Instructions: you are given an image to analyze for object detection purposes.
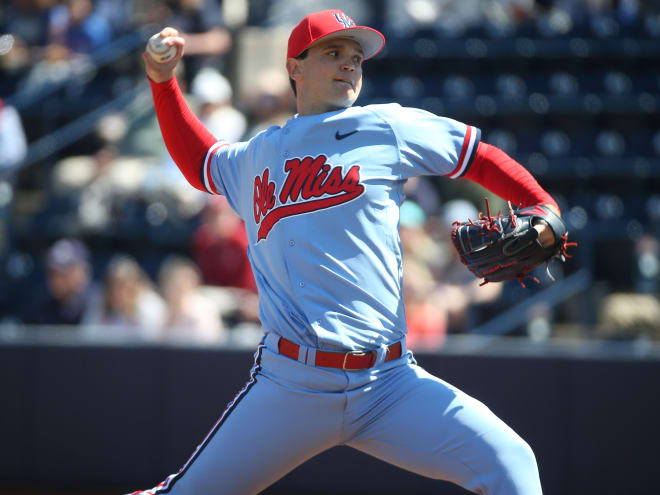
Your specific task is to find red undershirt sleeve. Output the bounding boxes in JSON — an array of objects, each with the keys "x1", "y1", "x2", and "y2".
[
  {"x1": 149, "y1": 76, "x2": 217, "y2": 193},
  {"x1": 463, "y1": 142, "x2": 559, "y2": 213}
]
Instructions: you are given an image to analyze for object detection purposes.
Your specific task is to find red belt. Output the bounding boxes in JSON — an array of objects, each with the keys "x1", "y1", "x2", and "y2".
[{"x1": 277, "y1": 337, "x2": 403, "y2": 370}]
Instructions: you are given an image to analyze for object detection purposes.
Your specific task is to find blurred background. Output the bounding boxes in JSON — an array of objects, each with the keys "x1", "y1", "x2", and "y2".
[{"x1": 1, "y1": 1, "x2": 659, "y2": 494}]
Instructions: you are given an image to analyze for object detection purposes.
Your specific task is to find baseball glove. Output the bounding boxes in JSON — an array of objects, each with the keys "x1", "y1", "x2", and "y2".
[{"x1": 451, "y1": 198, "x2": 576, "y2": 287}]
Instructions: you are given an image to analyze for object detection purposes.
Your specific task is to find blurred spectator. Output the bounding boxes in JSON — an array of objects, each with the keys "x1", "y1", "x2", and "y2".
[
  {"x1": 83, "y1": 254, "x2": 166, "y2": 339},
  {"x1": 157, "y1": 255, "x2": 226, "y2": 344},
  {"x1": 48, "y1": 0, "x2": 112, "y2": 55},
  {"x1": 399, "y1": 199, "x2": 444, "y2": 272},
  {"x1": 141, "y1": 0, "x2": 232, "y2": 86},
  {"x1": 193, "y1": 195, "x2": 256, "y2": 292},
  {"x1": 13, "y1": 0, "x2": 112, "y2": 93},
  {"x1": 192, "y1": 195, "x2": 260, "y2": 328},
  {"x1": 2, "y1": 0, "x2": 53, "y2": 48},
  {"x1": 20, "y1": 41, "x2": 73, "y2": 89},
  {"x1": 22, "y1": 238, "x2": 98, "y2": 326},
  {"x1": 0, "y1": 97, "x2": 28, "y2": 179},
  {"x1": 190, "y1": 67, "x2": 247, "y2": 143},
  {"x1": 399, "y1": 200, "x2": 446, "y2": 349},
  {"x1": 403, "y1": 256, "x2": 448, "y2": 350},
  {"x1": 1, "y1": 1, "x2": 58, "y2": 92},
  {"x1": 634, "y1": 234, "x2": 659, "y2": 294},
  {"x1": 403, "y1": 177, "x2": 440, "y2": 217},
  {"x1": 51, "y1": 144, "x2": 123, "y2": 232},
  {"x1": 94, "y1": 0, "x2": 137, "y2": 35}
]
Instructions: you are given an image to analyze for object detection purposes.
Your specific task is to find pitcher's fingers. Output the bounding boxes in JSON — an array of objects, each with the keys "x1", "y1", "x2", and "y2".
[
  {"x1": 159, "y1": 27, "x2": 180, "y2": 38},
  {"x1": 164, "y1": 35, "x2": 186, "y2": 52}
]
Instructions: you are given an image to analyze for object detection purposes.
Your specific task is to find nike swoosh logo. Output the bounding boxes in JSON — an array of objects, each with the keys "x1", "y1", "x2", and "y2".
[{"x1": 335, "y1": 130, "x2": 359, "y2": 140}]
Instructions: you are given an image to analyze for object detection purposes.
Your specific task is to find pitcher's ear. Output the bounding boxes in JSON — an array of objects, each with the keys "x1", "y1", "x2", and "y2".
[{"x1": 286, "y1": 58, "x2": 302, "y2": 81}]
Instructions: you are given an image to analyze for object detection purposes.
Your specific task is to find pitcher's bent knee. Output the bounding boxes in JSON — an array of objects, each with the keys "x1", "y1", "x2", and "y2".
[{"x1": 480, "y1": 434, "x2": 542, "y2": 495}]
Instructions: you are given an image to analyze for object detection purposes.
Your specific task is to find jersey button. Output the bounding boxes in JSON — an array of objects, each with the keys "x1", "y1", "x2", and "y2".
[
  {"x1": 289, "y1": 240, "x2": 295, "y2": 246},
  {"x1": 283, "y1": 150, "x2": 290, "y2": 157},
  {"x1": 299, "y1": 281, "x2": 305, "y2": 287}
]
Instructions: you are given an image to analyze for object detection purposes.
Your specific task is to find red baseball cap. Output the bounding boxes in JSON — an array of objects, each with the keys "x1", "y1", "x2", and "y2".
[{"x1": 287, "y1": 10, "x2": 385, "y2": 60}]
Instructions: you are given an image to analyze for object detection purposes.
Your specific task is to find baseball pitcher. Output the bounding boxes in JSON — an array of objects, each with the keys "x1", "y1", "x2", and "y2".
[{"x1": 129, "y1": 9, "x2": 573, "y2": 495}]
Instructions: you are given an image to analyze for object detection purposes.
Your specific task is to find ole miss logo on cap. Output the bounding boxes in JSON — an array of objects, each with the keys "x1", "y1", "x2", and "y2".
[
  {"x1": 287, "y1": 9, "x2": 385, "y2": 60},
  {"x1": 333, "y1": 12, "x2": 355, "y2": 29}
]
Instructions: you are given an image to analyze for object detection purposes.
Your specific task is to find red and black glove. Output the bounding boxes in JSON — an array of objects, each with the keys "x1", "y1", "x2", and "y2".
[{"x1": 451, "y1": 199, "x2": 576, "y2": 286}]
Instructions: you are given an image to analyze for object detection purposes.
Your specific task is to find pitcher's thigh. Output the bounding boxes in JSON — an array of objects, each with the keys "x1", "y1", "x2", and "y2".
[
  {"x1": 141, "y1": 378, "x2": 341, "y2": 495},
  {"x1": 348, "y1": 365, "x2": 542, "y2": 495}
]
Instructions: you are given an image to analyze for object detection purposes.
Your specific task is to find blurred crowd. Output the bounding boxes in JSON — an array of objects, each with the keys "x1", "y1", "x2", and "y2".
[
  {"x1": 4, "y1": 192, "x2": 520, "y2": 350},
  {"x1": 1, "y1": 0, "x2": 660, "y2": 349},
  {"x1": 19, "y1": 196, "x2": 262, "y2": 346}
]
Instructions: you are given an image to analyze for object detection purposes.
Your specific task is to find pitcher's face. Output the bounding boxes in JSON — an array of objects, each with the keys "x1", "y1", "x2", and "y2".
[{"x1": 288, "y1": 38, "x2": 364, "y2": 115}]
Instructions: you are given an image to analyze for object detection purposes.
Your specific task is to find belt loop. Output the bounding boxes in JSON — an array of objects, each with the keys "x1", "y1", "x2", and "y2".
[
  {"x1": 375, "y1": 343, "x2": 389, "y2": 365},
  {"x1": 265, "y1": 332, "x2": 280, "y2": 352},
  {"x1": 305, "y1": 348, "x2": 316, "y2": 366},
  {"x1": 295, "y1": 343, "x2": 316, "y2": 365},
  {"x1": 297, "y1": 345, "x2": 306, "y2": 363}
]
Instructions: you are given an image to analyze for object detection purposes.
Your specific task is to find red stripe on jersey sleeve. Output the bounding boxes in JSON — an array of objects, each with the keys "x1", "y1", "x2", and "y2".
[
  {"x1": 203, "y1": 142, "x2": 229, "y2": 195},
  {"x1": 204, "y1": 146, "x2": 219, "y2": 194},
  {"x1": 447, "y1": 125, "x2": 472, "y2": 177},
  {"x1": 149, "y1": 76, "x2": 218, "y2": 193},
  {"x1": 463, "y1": 142, "x2": 559, "y2": 212}
]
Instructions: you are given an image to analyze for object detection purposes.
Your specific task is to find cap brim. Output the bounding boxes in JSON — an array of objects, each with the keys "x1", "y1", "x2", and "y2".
[{"x1": 312, "y1": 26, "x2": 385, "y2": 60}]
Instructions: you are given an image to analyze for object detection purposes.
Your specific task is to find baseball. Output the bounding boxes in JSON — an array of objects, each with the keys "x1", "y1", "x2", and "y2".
[{"x1": 147, "y1": 33, "x2": 177, "y2": 63}]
